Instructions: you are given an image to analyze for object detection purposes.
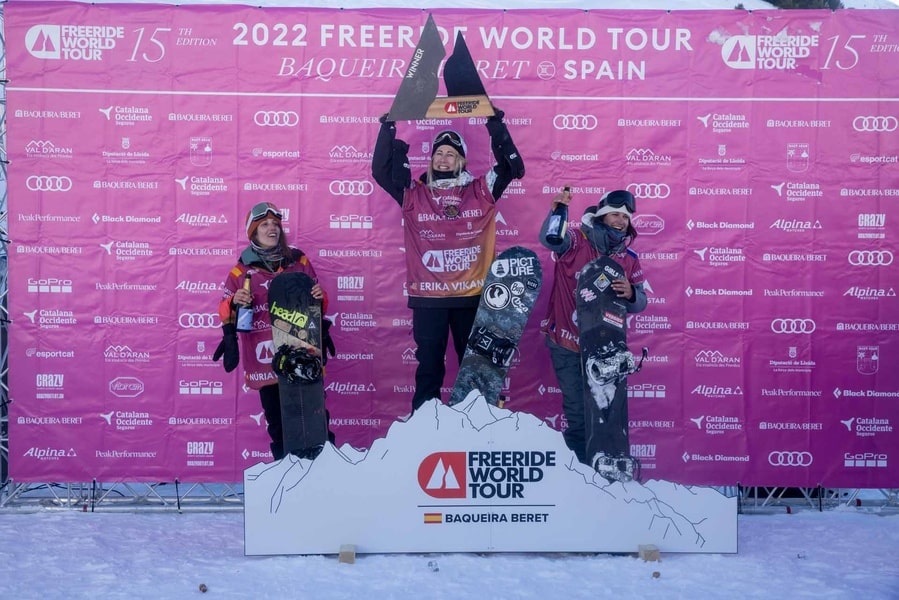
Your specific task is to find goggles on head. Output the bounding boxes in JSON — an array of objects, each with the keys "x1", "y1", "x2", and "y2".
[
  {"x1": 433, "y1": 131, "x2": 463, "y2": 146},
  {"x1": 599, "y1": 190, "x2": 636, "y2": 214},
  {"x1": 247, "y1": 202, "x2": 282, "y2": 226}
]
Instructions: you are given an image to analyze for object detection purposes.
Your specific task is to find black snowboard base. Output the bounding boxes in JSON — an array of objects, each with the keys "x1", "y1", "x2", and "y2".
[{"x1": 268, "y1": 272, "x2": 328, "y2": 459}]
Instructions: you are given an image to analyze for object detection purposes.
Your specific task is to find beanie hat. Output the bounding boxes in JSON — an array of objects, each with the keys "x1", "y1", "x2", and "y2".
[
  {"x1": 594, "y1": 189, "x2": 635, "y2": 220},
  {"x1": 245, "y1": 201, "x2": 282, "y2": 241},
  {"x1": 432, "y1": 130, "x2": 467, "y2": 158}
]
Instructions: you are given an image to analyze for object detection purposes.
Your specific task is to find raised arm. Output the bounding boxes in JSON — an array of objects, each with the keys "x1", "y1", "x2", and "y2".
[
  {"x1": 371, "y1": 115, "x2": 411, "y2": 205},
  {"x1": 484, "y1": 108, "x2": 525, "y2": 200}
]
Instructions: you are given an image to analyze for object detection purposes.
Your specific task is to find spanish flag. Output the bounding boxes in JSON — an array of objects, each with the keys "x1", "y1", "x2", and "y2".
[{"x1": 423, "y1": 513, "x2": 442, "y2": 524}]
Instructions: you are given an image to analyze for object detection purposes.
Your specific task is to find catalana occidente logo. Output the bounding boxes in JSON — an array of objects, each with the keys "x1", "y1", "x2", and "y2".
[{"x1": 25, "y1": 24, "x2": 125, "y2": 61}]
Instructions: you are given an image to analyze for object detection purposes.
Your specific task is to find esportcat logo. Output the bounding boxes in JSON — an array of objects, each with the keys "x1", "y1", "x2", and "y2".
[
  {"x1": 417, "y1": 451, "x2": 556, "y2": 499},
  {"x1": 25, "y1": 24, "x2": 125, "y2": 61}
]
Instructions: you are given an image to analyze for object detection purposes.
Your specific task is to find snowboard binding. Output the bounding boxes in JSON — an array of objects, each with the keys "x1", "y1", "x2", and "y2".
[
  {"x1": 273, "y1": 344, "x2": 323, "y2": 384},
  {"x1": 467, "y1": 326, "x2": 516, "y2": 368},
  {"x1": 585, "y1": 341, "x2": 648, "y2": 387},
  {"x1": 591, "y1": 451, "x2": 641, "y2": 484}
]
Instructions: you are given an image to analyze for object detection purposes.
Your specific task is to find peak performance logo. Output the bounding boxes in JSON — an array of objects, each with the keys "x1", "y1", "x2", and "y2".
[
  {"x1": 26, "y1": 24, "x2": 125, "y2": 61},
  {"x1": 417, "y1": 451, "x2": 556, "y2": 500},
  {"x1": 720, "y1": 33, "x2": 818, "y2": 71}
]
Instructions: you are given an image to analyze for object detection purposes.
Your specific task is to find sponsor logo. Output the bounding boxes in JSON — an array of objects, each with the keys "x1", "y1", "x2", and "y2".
[
  {"x1": 696, "y1": 112, "x2": 749, "y2": 133},
  {"x1": 770, "y1": 319, "x2": 816, "y2": 334},
  {"x1": 857, "y1": 345, "x2": 879, "y2": 374},
  {"x1": 848, "y1": 250, "x2": 893, "y2": 266},
  {"x1": 844, "y1": 452, "x2": 888, "y2": 468},
  {"x1": 626, "y1": 183, "x2": 670, "y2": 199},
  {"x1": 26, "y1": 175, "x2": 72, "y2": 192},
  {"x1": 769, "y1": 346, "x2": 816, "y2": 373},
  {"x1": 625, "y1": 148, "x2": 672, "y2": 167},
  {"x1": 190, "y1": 136, "x2": 213, "y2": 167},
  {"x1": 768, "y1": 451, "x2": 813, "y2": 467},
  {"x1": 631, "y1": 214, "x2": 664, "y2": 235},
  {"x1": 178, "y1": 313, "x2": 218, "y2": 329},
  {"x1": 186, "y1": 441, "x2": 215, "y2": 456},
  {"x1": 694, "y1": 350, "x2": 741, "y2": 368},
  {"x1": 329, "y1": 214, "x2": 373, "y2": 230},
  {"x1": 627, "y1": 383, "x2": 666, "y2": 398},
  {"x1": 28, "y1": 277, "x2": 72, "y2": 293},
  {"x1": 253, "y1": 110, "x2": 299, "y2": 127},
  {"x1": 328, "y1": 180, "x2": 373, "y2": 196},
  {"x1": 552, "y1": 114, "x2": 598, "y2": 130},
  {"x1": 689, "y1": 415, "x2": 743, "y2": 434},
  {"x1": 104, "y1": 345, "x2": 150, "y2": 363},
  {"x1": 101, "y1": 410, "x2": 153, "y2": 430},
  {"x1": 852, "y1": 116, "x2": 898, "y2": 132},
  {"x1": 25, "y1": 24, "x2": 124, "y2": 61},
  {"x1": 109, "y1": 376, "x2": 144, "y2": 398},
  {"x1": 692, "y1": 246, "x2": 746, "y2": 267},
  {"x1": 179, "y1": 380, "x2": 224, "y2": 396},
  {"x1": 720, "y1": 33, "x2": 818, "y2": 71},
  {"x1": 418, "y1": 450, "x2": 555, "y2": 500},
  {"x1": 786, "y1": 143, "x2": 810, "y2": 173},
  {"x1": 98, "y1": 105, "x2": 153, "y2": 126},
  {"x1": 23, "y1": 446, "x2": 77, "y2": 461},
  {"x1": 857, "y1": 213, "x2": 886, "y2": 240},
  {"x1": 26, "y1": 139, "x2": 74, "y2": 160}
]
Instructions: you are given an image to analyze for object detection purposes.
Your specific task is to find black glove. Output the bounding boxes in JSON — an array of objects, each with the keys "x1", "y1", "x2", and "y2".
[
  {"x1": 485, "y1": 108, "x2": 507, "y2": 139},
  {"x1": 485, "y1": 107, "x2": 525, "y2": 179},
  {"x1": 321, "y1": 318, "x2": 336, "y2": 366},
  {"x1": 379, "y1": 112, "x2": 395, "y2": 126},
  {"x1": 391, "y1": 139, "x2": 411, "y2": 189},
  {"x1": 212, "y1": 323, "x2": 239, "y2": 373}
]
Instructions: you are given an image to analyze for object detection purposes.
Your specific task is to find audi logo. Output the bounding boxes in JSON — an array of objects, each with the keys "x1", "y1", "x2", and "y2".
[
  {"x1": 552, "y1": 114, "x2": 598, "y2": 130},
  {"x1": 626, "y1": 183, "x2": 670, "y2": 199},
  {"x1": 329, "y1": 180, "x2": 374, "y2": 196},
  {"x1": 178, "y1": 313, "x2": 218, "y2": 329},
  {"x1": 852, "y1": 116, "x2": 898, "y2": 132},
  {"x1": 770, "y1": 319, "x2": 816, "y2": 334},
  {"x1": 848, "y1": 250, "x2": 894, "y2": 266},
  {"x1": 253, "y1": 111, "x2": 299, "y2": 127},
  {"x1": 768, "y1": 451, "x2": 813, "y2": 467},
  {"x1": 26, "y1": 175, "x2": 72, "y2": 192}
]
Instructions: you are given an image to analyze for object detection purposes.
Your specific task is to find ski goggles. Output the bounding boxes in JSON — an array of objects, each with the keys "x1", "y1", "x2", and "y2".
[
  {"x1": 247, "y1": 202, "x2": 282, "y2": 226},
  {"x1": 599, "y1": 190, "x2": 636, "y2": 214},
  {"x1": 433, "y1": 131, "x2": 463, "y2": 146},
  {"x1": 432, "y1": 130, "x2": 466, "y2": 156}
]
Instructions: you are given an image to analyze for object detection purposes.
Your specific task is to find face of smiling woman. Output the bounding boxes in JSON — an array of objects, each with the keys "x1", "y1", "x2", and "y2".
[{"x1": 253, "y1": 217, "x2": 281, "y2": 249}]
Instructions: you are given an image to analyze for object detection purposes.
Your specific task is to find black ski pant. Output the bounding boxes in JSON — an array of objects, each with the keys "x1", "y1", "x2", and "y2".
[
  {"x1": 546, "y1": 339, "x2": 588, "y2": 465},
  {"x1": 411, "y1": 305, "x2": 478, "y2": 412}
]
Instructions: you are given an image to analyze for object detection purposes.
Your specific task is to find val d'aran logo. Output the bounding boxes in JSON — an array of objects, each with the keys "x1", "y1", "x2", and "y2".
[{"x1": 26, "y1": 24, "x2": 125, "y2": 61}]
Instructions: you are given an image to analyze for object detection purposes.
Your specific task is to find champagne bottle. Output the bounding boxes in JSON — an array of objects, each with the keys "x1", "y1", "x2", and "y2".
[
  {"x1": 544, "y1": 187, "x2": 570, "y2": 245},
  {"x1": 235, "y1": 273, "x2": 253, "y2": 332}
]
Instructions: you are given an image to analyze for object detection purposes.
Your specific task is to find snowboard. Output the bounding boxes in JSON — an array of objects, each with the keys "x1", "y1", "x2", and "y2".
[
  {"x1": 267, "y1": 272, "x2": 328, "y2": 459},
  {"x1": 387, "y1": 13, "x2": 494, "y2": 120},
  {"x1": 575, "y1": 256, "x2": 645, "y2": 483},
  {"x1": 447, "y1": 246, "x2": 542, "y2": 407}
]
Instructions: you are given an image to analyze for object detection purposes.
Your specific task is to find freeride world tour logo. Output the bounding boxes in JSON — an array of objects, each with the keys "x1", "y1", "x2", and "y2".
[
  {"x1": 26, "y1": 24, "x2": 125, "y2": 61},
  {"x1": 720, "y1": 31, "x2": 818, "y2": 71},
  {"x1": 417, "y1": 450, "x2": 556, "y2": 500}
]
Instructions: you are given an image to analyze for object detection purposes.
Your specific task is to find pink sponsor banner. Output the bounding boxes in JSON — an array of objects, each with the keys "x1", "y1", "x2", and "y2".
[{"x1": 4, "y1": 3, "x2": 898, "y2": 486}]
